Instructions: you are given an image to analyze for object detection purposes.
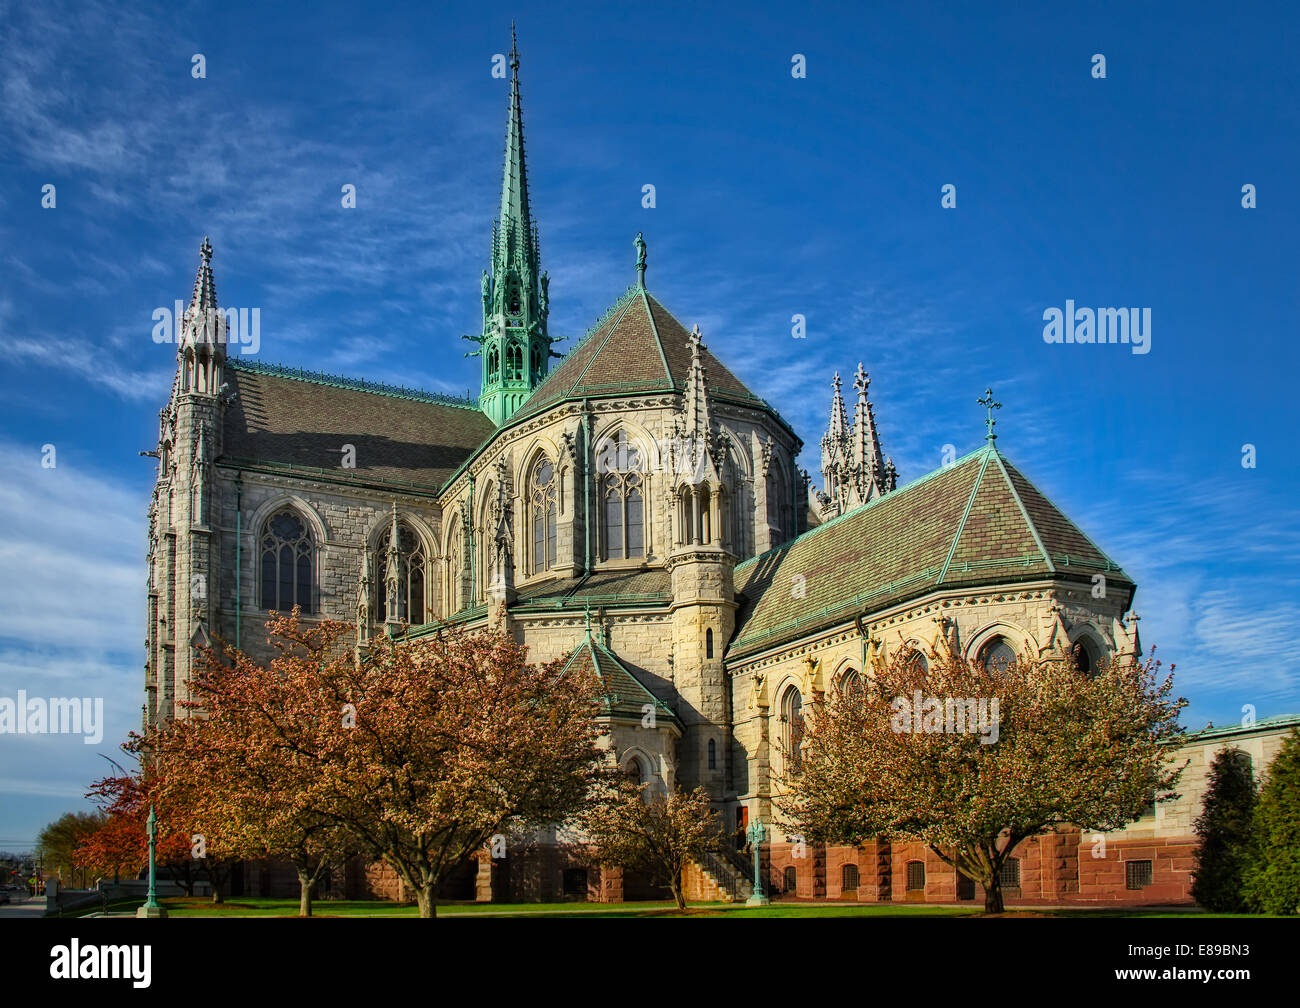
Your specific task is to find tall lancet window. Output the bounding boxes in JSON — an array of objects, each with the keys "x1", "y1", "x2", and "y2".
[
  {"x1": 375, "y1": 521, "x2": 426, "y2": 625},
  {"x1": 601, "y1": 431, "x2": 644, "y2": 560},
  {"x1": 446, "y1": 521, "x2": 463, "y2": 615},
  {"x1": 781, "y1": 685, "x2": 804, "y2": 773},
  {"x1": 767, "y1": 463, "x2": 793, "y2": 542},
  {"x1": 530, "y1": 458, "x2": 558, "y2": 574},
  {"x1": 259, "y1": 509, "x2": 313, "y2": 614}
]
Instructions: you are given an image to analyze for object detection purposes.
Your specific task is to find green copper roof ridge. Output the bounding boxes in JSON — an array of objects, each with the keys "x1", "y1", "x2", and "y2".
[
  {"x1": 1185, "y1": 712, "x2": 1300, "y2": 743},
  {"x1": 591, "y1": 637, "x2": 677, "y2": 718},
  {"x1": 556, "y1": 285, "x2": 640, "y2": 359},
  {"x1": 228, "y1": 357, "x2": 482, "y2": 411},
  {"x1": 729, "y1": 561, "x2": 1061, "y2": 655},
  {"x1": 569, "y1": 289, "x2": 641, "y2": 393},
  {"x1": 639, "y1": 287, "x2": 675, "y2": 389},
  {"x1": 1000, "y1": 454, "x2": 1128, "y2": 577},
  {"x1": 936, "y1": 448, "x2": 994, "y2": 586},
  {"x1": 734, "y1": 443, "x2": 990, "y2": 577},
  {"x1": 989, "y1": 448, "x2": 1055, "y2": 575}
]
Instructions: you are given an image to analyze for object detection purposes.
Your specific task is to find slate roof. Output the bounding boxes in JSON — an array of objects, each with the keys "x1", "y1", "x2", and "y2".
[
  {"x1": 559, "y1": 633, "x2": 681, "y2": 727},
  {"x1": 221, "y1": 360, "x2": 495, "y2": 491},
  {"x1": 513, "y1": 568, "x2": 673, "y2": 608},
  {"x1": 730, "y1": 444, "x2": 1132, "y2": 658},
  {"x1": 515, "y1": 286, "x2": 767, "y2": 420}
]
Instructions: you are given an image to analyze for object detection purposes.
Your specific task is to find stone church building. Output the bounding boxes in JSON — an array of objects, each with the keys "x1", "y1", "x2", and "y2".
[{"x1": 144, "y1": 38, "x2": 1222, "y2": 907}]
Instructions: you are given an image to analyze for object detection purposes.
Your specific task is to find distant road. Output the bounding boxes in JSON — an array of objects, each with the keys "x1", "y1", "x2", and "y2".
[{"x1": 0, "y1": 896, "x2": 45, "y2": 919}]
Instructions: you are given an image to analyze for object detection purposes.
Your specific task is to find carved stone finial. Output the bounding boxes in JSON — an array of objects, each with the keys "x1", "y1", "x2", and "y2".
[
  {"x1": 853, "y1": 362, "x2": 869, "y2": 400},
  {"x1": 634, "y1": 232, "x2": 647, "y2": 287}
]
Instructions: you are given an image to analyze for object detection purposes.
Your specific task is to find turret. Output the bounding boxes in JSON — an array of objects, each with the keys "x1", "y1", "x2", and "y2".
[
  {"x1": 145, "y1": 238, "x2": 229, "y2": 727},
  {"x1": 666, "y1": 323, "x2": 735, "y2": 803}
]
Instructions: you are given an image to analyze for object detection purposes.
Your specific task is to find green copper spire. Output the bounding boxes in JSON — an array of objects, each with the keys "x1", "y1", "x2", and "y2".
[{"x1": 472, "y1": 25, "x2": 553, "y2": 427}]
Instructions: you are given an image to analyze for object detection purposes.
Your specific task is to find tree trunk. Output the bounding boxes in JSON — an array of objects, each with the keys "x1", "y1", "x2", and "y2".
[
  {"x1": 298, "y1": 869, "x2": 314, "y2": 918},
  {"x1": 414, "y1": 885, "x2": 438, "y2": 918},
  {"x1": 670, "y1": 877, "x2": 686, "y2": 913},
  {"x1": 984, "y1": 876, "x2": 1004, "y2": 913}
]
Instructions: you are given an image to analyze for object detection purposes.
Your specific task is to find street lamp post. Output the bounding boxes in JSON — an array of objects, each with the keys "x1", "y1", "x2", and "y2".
[
  {"x1": 745, "y1": 819, "x2": 770, "y2": 906},
  {"x1": 136, "y1": 805, "x2": 167, "y2": 918}
]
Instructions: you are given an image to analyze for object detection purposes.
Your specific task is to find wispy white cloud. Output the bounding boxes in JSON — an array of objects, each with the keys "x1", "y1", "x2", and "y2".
[{"x1": 0, "y1": 440, "x2": 147, "y2": 841}]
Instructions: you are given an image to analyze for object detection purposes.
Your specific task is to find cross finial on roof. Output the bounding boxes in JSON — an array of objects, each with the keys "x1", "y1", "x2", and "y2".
[{"x1": 978, "y1": 387, "x2": 1002, "y2": 442}]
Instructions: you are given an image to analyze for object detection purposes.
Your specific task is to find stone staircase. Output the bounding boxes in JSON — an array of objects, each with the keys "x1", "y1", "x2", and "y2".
[{"x1": 692, "y1": 848, "x2": 754, "y2": 903}]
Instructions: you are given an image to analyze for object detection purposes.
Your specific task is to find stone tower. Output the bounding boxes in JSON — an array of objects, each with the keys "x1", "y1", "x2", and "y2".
[
  {"x1": 145, "y1": 238, "x2": 227, "y2": 727},
  {"x1": 666, "y1": 324, "x2": 736, "y2": 805},
  {"x1": 472, "y1": 29, "x2": 555, "y2": 426}
]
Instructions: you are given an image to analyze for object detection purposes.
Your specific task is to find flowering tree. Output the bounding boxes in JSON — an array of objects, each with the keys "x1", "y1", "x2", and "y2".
[
  {"x1": 146, "y1": 615, "x2": 359, "y2": 916},
  {"x1": 75, "y1": 768, "x2": 196, "y2": 892},
  {"x1": 584, "y1": 781, "x2": 722, "y2": 912},
  {"x1": 781, "y1": 644, "x2": 1186, "y2": 912},
  {"x1": 148, "y1": 614, "x2": 606, "y2": 918},
  {"x1": 313, "y1": 625, "x2": 606, "y2": 917}
]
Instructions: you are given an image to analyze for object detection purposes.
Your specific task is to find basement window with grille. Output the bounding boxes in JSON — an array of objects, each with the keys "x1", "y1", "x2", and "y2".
[
  {"x1": 1126, "y1": 860, "x2": 1153, "y2": 890},
  {"x1": 842, "y1": 864, "x2": 859, "y2": 892},
  {"x1": 906, "y1": 860, "x2": 926, "y2": 892},
  {"x1": 998, "y1": 857, "x2": 1021, "y2": 888}
]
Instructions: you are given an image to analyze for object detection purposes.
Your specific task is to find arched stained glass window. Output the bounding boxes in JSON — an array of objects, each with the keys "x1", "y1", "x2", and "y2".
[
  {"x1": 980, "y1": 636, "x2": 1018, "y2": 673},
  {"x1": 260, "y1": 509, "x2": 313, "y2": 613},
  {"x1": 446, "y1": 521, "x2": 463, "y2": 614},
  {"x1": 375, "y1": 520, "x2": 427, "y2": 625},
  {"x1": 600, "y1": 431, "x2": 644, "y2": 560},
  {"x1": 531, "y1": 459, "x2": 558, "y2": 574},
  {"x1": 782, "y1": 686, "x2": 804, "y2": 772},
  {"x1": 1072, "y1": 637, "x2": 1099, "y2": 676}
]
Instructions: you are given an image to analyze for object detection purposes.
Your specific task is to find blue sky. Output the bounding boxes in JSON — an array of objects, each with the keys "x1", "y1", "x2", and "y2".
[{"x1": 1, "y1": 0, "x2": 1298, "y2": 848}]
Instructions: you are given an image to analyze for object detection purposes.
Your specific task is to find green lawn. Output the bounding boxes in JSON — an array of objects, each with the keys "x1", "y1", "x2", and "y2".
[{"x1": 74, "y1": 896, "x2": 1269, "y2": 919}]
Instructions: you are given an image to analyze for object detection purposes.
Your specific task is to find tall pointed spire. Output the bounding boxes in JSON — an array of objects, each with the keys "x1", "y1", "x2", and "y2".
[
  {"x1": 498, "y1": 24, "x2": 533, "y2": 267},
  {"x1": 851, "y1": 363, "x2": 887, "y2": 499},
  {"x1": 818, "y1": 362, "x2": 894, "y2": 520},
  {"x1": 820, "y1": 372, "x2": 852, "y2": 515},
  {"x1": 189, "y1": 236, "x2": 218, "y2": 317},
  {"x1": 682, "y1": 324, "x2": 713, "y2": 444},
  {"x1": 178, "y1": 236, "x2": 226, "y2": 395},
  {"x1": 474, "y1": 26, "x2": 552, "y2": 426}
]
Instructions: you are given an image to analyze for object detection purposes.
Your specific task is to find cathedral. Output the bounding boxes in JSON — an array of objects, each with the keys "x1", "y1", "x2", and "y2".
[{"x1": 144, "y1": 38, "x2": 1172, "y2": 906}]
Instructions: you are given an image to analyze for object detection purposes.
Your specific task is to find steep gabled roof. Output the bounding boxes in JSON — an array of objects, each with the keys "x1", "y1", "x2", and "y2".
[
  {"x1": 222, "y1": 359, "x2": 495, "y2": 491},
  {"x1": 514, "y1": 287, "x2": 765, "y2": 419},
  {"x1": 558, "y1": 633, "x2": 680, "y2": 727},
  {"x1": 729, "y1": 445, "x2": 1131, "y2": 658}
]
